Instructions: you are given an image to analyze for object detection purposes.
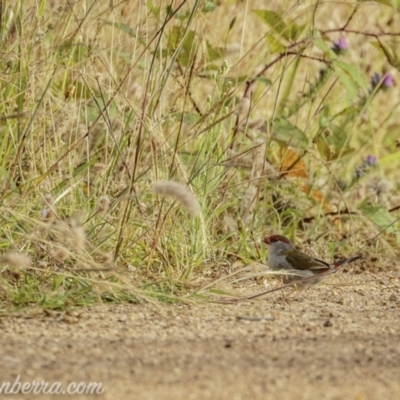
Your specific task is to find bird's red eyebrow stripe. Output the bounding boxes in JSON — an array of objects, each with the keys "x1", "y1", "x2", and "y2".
[{"x1": 264, "y1": 235, "x2": 291, "y2": 244}]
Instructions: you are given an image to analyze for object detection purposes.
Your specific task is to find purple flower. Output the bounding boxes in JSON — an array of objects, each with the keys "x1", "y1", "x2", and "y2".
[
  {"x1": 366, "y1": 155, "x2": 378, "y2": 166},
  {"x1": 383, "y1": 73, "x2": 394, "y2": 88},
  {"x1": 355, "y1": 155, "x2": 378, "y2": 180},
  {"x1": 336, "y1": 37, "x2": 348, "y2": 50},
  {"x1": 332, "y1": 37, "x2": 348, "y2": 54},
  {"x1": 370, "y1": 72, "x2": 394, "y2": 91}
]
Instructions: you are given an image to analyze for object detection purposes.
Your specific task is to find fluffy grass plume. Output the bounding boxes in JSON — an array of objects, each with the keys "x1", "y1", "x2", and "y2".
[
  {"x1": 0, "y1": 252, "x2": 32, "y2": 268},
  {"x1": 97, "y1": 196, "x2": 111, "y2": 214},
  {"x1": 153, "y1": 181, "x2": 201, "y2": 217}
]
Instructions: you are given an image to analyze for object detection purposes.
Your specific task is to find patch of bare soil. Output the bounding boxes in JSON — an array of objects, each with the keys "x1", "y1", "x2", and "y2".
[{"x1": 1, "y1": 269, "x2": 400, "y2": 400}]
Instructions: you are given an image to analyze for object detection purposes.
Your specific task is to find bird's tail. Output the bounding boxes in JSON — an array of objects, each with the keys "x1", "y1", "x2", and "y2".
[{"x1": 332, "y1": 255, "x2": 361, "y2": 269}]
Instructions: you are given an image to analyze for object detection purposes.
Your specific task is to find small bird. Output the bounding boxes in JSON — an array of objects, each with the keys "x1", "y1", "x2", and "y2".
[{"x1": 263, "y1": 234, "x2": 360, "y2": 288}]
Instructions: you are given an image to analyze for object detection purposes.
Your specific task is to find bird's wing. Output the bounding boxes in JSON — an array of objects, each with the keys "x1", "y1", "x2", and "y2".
[{"x1": 284, "y1": 250, "x2": 331, "y2": 271}]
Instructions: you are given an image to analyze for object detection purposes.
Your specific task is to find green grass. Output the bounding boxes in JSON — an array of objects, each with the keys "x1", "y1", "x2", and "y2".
[{"x1": 0, "y1": 0, "x2": 399, "y2": 311}]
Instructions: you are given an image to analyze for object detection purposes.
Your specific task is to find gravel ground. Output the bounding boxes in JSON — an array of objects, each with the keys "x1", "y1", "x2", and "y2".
[{"x1": 1, "y1": 269, "x2": 400, "y2": 400}]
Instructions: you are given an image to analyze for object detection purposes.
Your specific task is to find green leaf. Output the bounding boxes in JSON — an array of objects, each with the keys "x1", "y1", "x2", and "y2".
[
  {"x1": 319, "y1": 115, "x2": 330, "y2": 128},
  {"x1": 265, "y1": 34, "x2": 287, "y2": 53},
  {"x1": 254, "y1": 11, "x2": 305, "y2": 42},
  {"x1": 359, "y1": 202, "x2": 398, "y2": 236},
  {"x1": 206, "y1": 41, "x2": 225, "y2": 62},
  {"x1": 379, "y1": 150, "x2": 400, "y2": 165},
  {"x1": 315, "y1": 125, "x2": 354, "y2": 161},
  {"x1": 332, "y1": 60, "x2": 369, "y2": 102},
  {"x1": 202, "y1": 1, "x2": 218, "y2": 12},
  {"x1": 175, "y1": 112, "x2": 200, "y2": 124},
  {"x1": 168, "y1": 26, "x2": 182, "y2": 49},
  {"x1": 285, "y1": 21, "x2": 306, "y2": 41},
  {"x1": 254, "y1": 76, "x2": 272, "y2": 85},
  {"x1": 336, "y1": 72, "x2": 358, "y2": 102},
  {"x1": 253, "y1": 9, "x2": 287, "y2": 36},
  {"x1": 272, "y1": 118, "x2": 308, "y2": 149},
  {"x1": 180, "y1": 31, "x2": 198, "y2": 66},
  {"x1": 168, "y1": 27, "x2": 199, "y2": 67},
  {"x1": 147, "y1": 1, "x2": 160, "y2": 17},
  {"x1": 206, "y1": 288, "x2": 238, "y2": 296},
  {"x1": 333, "y1": 105, "x2": 359, "y2": 117},
  {"x1": 200, "y1": 64, "x2": 220, "y2": 77},
  {"x1": 333, "y1": 60, "x2": 368, "y2": 91},
  {"x1": 175, "y1": 11, "x2": 191, "y2": 21},
  {"x1": 313, "y1": 30, "x2": 337, "y2": 59},
  {"x1": 370, "y1": 40, "x2": 400, "y2": 70}
]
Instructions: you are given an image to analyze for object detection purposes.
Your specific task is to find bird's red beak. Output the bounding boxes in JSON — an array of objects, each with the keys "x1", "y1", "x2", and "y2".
[{"x1": 262, "y1": 236, "x2": 271, "y2": 244}]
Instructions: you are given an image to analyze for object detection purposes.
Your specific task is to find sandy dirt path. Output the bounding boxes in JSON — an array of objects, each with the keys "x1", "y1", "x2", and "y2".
[{"x1": 1, "y1": 270, "x2": 399, "y2": 399}]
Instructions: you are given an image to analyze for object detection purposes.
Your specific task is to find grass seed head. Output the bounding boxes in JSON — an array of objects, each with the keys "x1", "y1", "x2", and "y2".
[
  {"x1": 0, "y1": 252, "x2": 31, "y2": 268},
  {"x1": 97, "y1": 196, "x2": 111, "y2": 213},
  {"x1": 93, "y1": 163, "x2": 108, "y2": 173},
  {"x1": 50, "y1": 247, "x2": 69, "y2": 263},
  {"x1": 49, "y1": 216, "x2": 86, "y2": 252},
  {"x1": 153, "y1": 181, "x2": 201, "y2": 217}
]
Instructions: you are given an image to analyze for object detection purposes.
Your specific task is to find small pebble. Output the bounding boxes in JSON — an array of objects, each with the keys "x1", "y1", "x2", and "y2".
[{"x1": 323, "y1": 319, "x2": 333, "y2": 327}]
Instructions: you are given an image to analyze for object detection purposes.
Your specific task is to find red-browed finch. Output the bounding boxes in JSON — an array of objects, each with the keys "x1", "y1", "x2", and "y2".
[{"x1": 263, "y1": 234, "x2": 360, "y2": 288}]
